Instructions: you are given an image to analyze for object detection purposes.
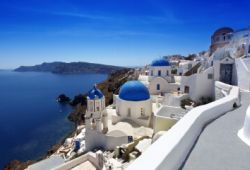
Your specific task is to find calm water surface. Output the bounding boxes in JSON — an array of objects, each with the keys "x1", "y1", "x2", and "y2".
[{"x1": 0, "y1": 71, "x2": 107, "y2": 168}]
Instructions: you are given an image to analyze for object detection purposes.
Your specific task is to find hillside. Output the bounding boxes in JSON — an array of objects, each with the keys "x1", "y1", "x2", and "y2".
[{"x1": 14, "y1": 62, "x2": 126, "y2": 74}]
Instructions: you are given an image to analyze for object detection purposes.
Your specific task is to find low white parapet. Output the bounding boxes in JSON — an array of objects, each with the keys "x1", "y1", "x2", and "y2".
[
  {"x1": 53, "y1": 152, "x2": 100, "y2": 170},
  {"x1": 128, "y1": 81, "x2": 240, "y2": 170},
  {"x1": 238, "y1": 105, "x2": 250, "y2": 146}
]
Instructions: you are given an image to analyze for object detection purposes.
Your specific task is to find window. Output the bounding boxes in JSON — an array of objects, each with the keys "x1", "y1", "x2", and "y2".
[
  {"x1": 141, "y1": 108, "x2": 145, "y2": 117},
  {"x1": 208, "y1": 74, "x2": 213, "y2": 79},
  {"x1": 158, "y1": 70, "x2": 161, "y2": 76},
  {"x1": 184, "y1": 86, "x2": 189, "y2": 93},
  {"x1": 167, "y1": 70, "x2": 169, "y2": 76},
  {"x1": 157, "y1": 84, "x2": 160, "y2": 90},
  {"x1": 248, "y1": 45, "x2": 250, "y2": 54},
  {"x1": 151, "y1": 70, "x2": 153, "y2": 76},
  {"x1": 128, "y1": 108, "x2": 131, "y2": 117},
  {"x1": 96, "y1": 106, "x2": 99, "y2": 111}
]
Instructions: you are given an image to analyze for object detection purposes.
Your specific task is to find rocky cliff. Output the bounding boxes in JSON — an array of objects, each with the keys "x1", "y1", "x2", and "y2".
[
  {"x1": 14, "y1": 62, "x2": 127, "y2": 74},
  {"x1": 68, "y1": 68, "x2": 137, "y2": 125}
]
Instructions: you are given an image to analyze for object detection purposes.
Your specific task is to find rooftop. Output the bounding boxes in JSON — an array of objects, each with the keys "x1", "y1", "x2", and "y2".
[
  {"x1": 156, "y1": 106, "x2": 186, "y2": 120},
  {"x1": 71, "y1": 161, "x2": 96, "y2": 170},
  {"x1": 88, "y1": 85, "x2": 104, "y2": 100},
  {"x1": 119, "y1": 80, "x2": 150, "y2": 101},
  {"x1": 151, "y1": 59, "x2": 170, "y2": 67},
  {"x1": 182, "y1": 92, "x2": 250, "y2": 170}
]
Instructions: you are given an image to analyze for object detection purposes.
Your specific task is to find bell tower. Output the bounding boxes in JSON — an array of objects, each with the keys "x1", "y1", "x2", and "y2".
[{"x1": 85, "y1": 85, "x2": 108, "y2": 133}]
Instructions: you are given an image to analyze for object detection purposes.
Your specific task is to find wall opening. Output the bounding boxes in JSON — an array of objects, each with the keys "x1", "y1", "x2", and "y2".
[
  {"x1": 220, "y1": 64, "x2": 233, "y2": 85},
  {"x1": 158, "y1": 70, "x2": 161, "y2": 76},
  {"x1": 157, "y1": 84, "x2": 160, "y2": 90},
  {"x1": 184, "y1": 86, "x2": 190, "y2": 93},
  {"x1": 128, "y1": 108, "x2": 131, "y2": 117}
]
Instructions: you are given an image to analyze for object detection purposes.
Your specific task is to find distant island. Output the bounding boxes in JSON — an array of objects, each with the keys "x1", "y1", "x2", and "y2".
[{"x1": 14, "y1": 62, "x2": 127, "y2": 74}]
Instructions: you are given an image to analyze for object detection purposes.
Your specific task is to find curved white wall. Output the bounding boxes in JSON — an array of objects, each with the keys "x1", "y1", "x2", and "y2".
[
  {"x1": 128, "y1": 81, "x2": 240, "y2": 170},
  {"x1": 116, "y1": 97, "x2": 152, "y2": 126}
]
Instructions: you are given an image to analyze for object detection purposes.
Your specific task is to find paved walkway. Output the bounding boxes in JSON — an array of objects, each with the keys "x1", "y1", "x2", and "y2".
[{"x1": 182, "y1": 92, "x2": 250, "y2": 170}]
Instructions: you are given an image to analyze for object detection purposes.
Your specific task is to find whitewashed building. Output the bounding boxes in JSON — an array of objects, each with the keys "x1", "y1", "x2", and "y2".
[{"x1": 113, "y1": 80, "x2": 152, "y2": 127}]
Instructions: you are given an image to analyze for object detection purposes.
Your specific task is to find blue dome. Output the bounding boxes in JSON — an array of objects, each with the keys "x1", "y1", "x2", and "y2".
[
  {"x1": 119, "y1": 81, "x2": 150, "y2": 101},
  {"x1": 151, "y1": 59, "x2": 170, "y2": 67},
  {"x1": 88, "y1": 85, "x2": 103, "y2": 100}
]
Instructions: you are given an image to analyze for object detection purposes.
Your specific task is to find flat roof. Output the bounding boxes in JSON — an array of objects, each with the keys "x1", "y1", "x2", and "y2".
[
  {"x1": 26, "y1": 155, "x2": 64, "y2": 170},
  {"x1": 71, "y1": 161, "x2": 96, "y2": 170},
  {"x1": 182, "y1": 92, "x2": 250, "y2": 170},
  {"x1": 156, "y1": 106, "x2": 186, "y2": 120}
]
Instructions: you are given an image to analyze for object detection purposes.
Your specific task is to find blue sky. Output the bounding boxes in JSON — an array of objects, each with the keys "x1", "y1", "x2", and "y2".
[{"x1": 0, "y1": 0, "x2": 250, "y2": 69}]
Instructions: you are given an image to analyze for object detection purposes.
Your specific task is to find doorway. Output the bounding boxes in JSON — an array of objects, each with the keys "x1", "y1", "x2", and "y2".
[
  {"x1": 184, "y1": 86, "x2": 190, "y2": 93},
  {"x1": 220, "y1": 64, "x2": 233, "y2": 84}
]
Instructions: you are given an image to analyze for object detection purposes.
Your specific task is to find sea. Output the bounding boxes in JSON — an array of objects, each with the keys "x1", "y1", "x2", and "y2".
[{"x1": 0, "y1": 70, "x2": 107, "y2": 168}]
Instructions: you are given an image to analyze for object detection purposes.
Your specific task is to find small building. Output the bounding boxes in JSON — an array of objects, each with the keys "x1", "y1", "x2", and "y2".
[
  {"x1": 148, "y1": 59, "x2": 175, "y2": 95},
  {"x1": 114, "y1": 80, "x2": 152, "y2": 127},
  {"x1": 85, "y1": 85, "x2": 108, "y2": 133},
  {"x1": 210, "y1": 26, "x2": 250, "y2": 57},
  {"x1": 212, "y1": 48, "x2": 237, "y2": 85},
  {"x1": 85, "y1": 85, "x2": 129, "y2": 151},
  {"x1": 210, "y1": 27, "x2": 234, "y2": 54},
  {"x1": 139, "y1": 58, "x2": 179, "y2": 95}
]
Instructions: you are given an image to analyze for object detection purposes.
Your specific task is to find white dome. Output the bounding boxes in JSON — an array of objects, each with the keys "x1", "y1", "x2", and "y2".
[{"x1": 238, "y1": 105, "x2": 250, "y2": 146}]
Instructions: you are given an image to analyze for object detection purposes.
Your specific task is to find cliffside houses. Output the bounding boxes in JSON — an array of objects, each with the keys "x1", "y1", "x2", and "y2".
[{"x1": 26, "y1": 26, "x2": 250, "y2": 170}]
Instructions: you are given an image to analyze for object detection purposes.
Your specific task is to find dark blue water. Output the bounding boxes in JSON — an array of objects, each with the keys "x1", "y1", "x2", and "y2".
[{"x1": 0, "y1": 71, "x2": 107, "y2": 168}]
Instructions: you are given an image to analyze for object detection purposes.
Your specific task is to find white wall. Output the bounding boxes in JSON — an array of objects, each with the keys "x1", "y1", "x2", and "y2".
[
  {"x1": 153, "y1": 116, "x2": 177, "y2": 134},
  {"x1": 178, "y1": 61, "x2": 199, "y2": 75},
  {"x1": 149, "y1": 66, "x2": 171, "y2": 77},
  {"x1": 127, "y1": 81, "x2": 240, "y2": 170},
  {"x1": 163, "y1": 93, "x2": 189, "y2": 107},
  {"x1": 54, "y1": 152, "x2": 101, "y2": 170},
  {"x1": 180, "y1": 67, "x2": 214, "y2": 101},
  {"x1": 149, "y1": 77, "x2": 168, "y2": 95},
  {"x1": 235, "y1": 58, "x2": 250, "y2": 90},
  {"x1": 116, "y1": 97, "x2": 152, "y2": 127},
  {"x1": 85, "y1": 129, "x2": 129, "y2": 151},
  {"x1": 213, "y1": 56, "x2": 235, "y2": 82},
  {"x1": 148, "y1": 77, "x2": 179, "y2": 95},
  {"x1": 87, "y1": 97, "x2": 105, "y2": 113}
]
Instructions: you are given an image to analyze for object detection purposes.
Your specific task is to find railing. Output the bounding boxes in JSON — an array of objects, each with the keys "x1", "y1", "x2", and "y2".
[{"x1": 127, "y1": 81, "x2": 240, "y2": 170}]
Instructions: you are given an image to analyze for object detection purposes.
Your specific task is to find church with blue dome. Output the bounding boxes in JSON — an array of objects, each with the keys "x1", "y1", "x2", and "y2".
[
  {"x1": 113, "y1": 80, "x2": 152, "y2": 127},
  {"x1": 85, "y1": 85, "x2": 108, "y2": 135},
  {"x1": 151, "y1": 59, "x2": 171, "y2": 67},
  {"x1": 119, "y1": 81, "x2": 150, "y2": 101},
  {"x1": 88, "y1": 85, "x2": 104, "y2": 99},
  {"x1": 141, "y1": 58, "x2": 177, "y2": 95}
]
